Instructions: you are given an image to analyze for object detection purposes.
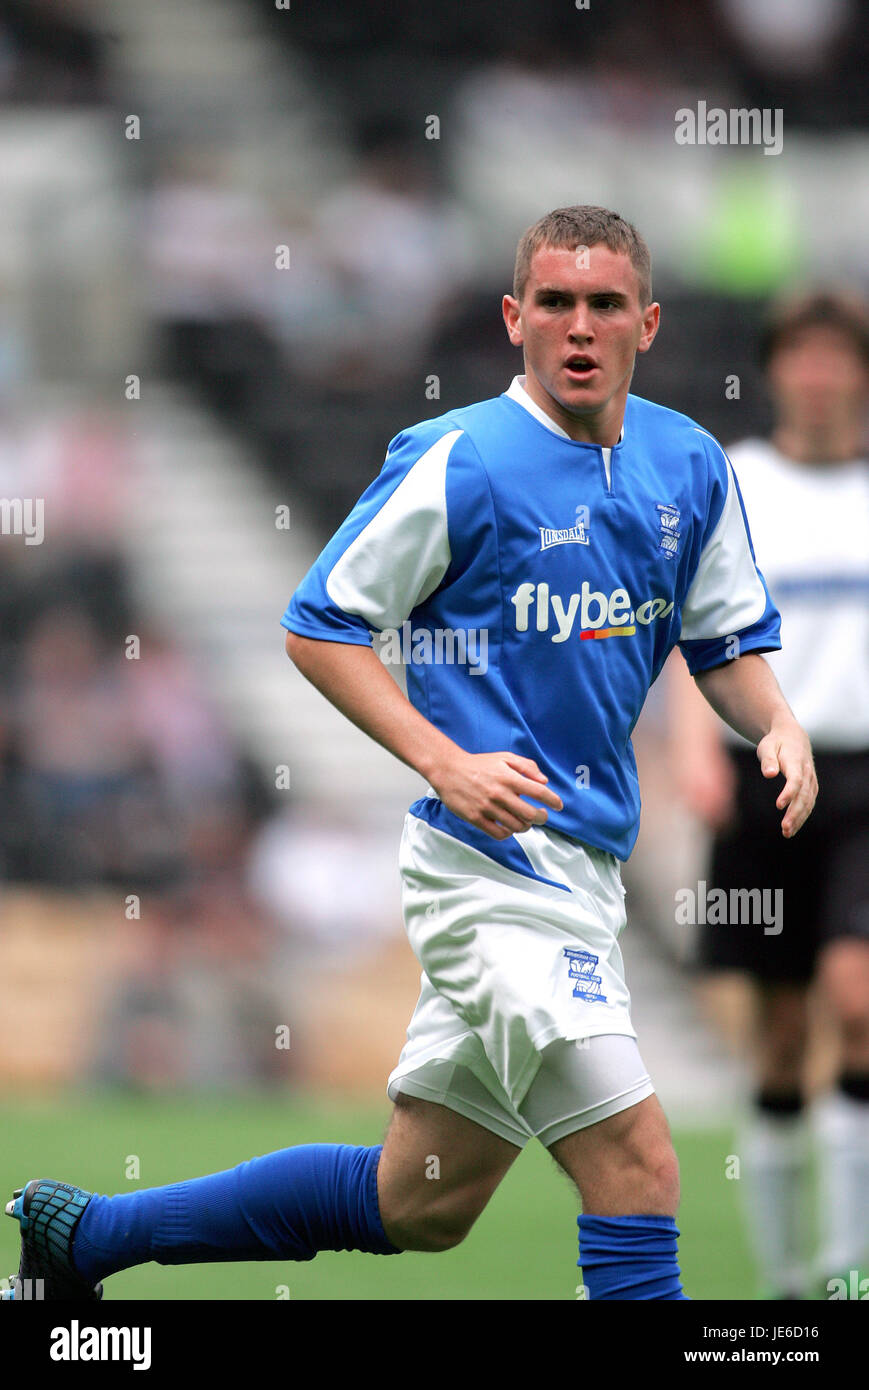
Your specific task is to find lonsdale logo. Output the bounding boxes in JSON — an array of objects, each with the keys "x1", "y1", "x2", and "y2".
[{"x1": 510, "y1": 581, "x2": 673, "y2": 643}]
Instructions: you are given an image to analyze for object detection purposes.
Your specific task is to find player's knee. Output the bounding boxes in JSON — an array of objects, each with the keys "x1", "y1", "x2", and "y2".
[
  {"x1": 605, "y1": 1127, "x2": 680, "y2": 1212},
  {"x1": 408, "y1": 1213, "x2": 472, "y2": 1253},
  {"x1": 648, "y1": 1148, "x2": 681, "y2": 1211},
  {"x1": 378, "y1": 1171, "x2": 482, "y2": 1252},
  {"x1": 575, "y1": 1141, "x2": 680, "y2": 1216},
  {"x1": 383, "y1": 1203, "x2": 474, "y2": 1253},
  {"x1": 625, "y1": 1129, "x2": 680, "y2": 1210}
]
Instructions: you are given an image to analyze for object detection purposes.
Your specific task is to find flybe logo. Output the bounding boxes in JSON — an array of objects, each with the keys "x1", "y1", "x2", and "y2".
[{"x1": 510, "y1": 581, "x2": 674, "y2": 643}]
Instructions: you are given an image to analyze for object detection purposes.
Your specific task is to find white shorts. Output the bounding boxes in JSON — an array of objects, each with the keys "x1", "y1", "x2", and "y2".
[{"x1": 386, "y1": 813, "x2": 654, "y2": 1147}]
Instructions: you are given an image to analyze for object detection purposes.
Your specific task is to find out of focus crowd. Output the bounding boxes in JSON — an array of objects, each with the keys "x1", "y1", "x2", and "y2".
[{"x1": 0, "y1": 399, "x2": 405, "y2": 1089}]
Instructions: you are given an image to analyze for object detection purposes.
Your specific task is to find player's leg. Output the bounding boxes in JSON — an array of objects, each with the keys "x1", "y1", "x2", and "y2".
[
  {"x1": 697, "y1": 745, "x2": 817, "y2": 1298},
  {"x1": 376, "y1": 1091, "x2": 521, "y2": 1251},
  {"x1": 5, "y1": 1086, "x2": 520, "y2": 1298},
  {"x1": 518, "y1": 1033, "x2": 687, "y2": 1300},
  {"x1": 817, "y1": 937, "x2": 869, "y2": 1071},
  {"x1": 741, "y1": 980, "x2": 813, "y2": 1299},
  {"x1": 548, "y1": 1091, "x2": 679, "y2": 1216},
  {"x1": 801, "y1": 796, "x2": 869, "y2": 1292},
  {"x1": 756, "y1": 980, "x2": 811, "y2": 1094},
  {"x1": 7, "y1": 1138, "x2": 404, "y2": 1298},
  {"x1": 814, "y1": 935, "x2": 869, "y2": 1288}
]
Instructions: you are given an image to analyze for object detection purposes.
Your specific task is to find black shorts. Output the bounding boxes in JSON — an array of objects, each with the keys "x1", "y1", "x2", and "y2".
[{"x1": 695, "y1": 747, "x2": 869, "y2": 984}]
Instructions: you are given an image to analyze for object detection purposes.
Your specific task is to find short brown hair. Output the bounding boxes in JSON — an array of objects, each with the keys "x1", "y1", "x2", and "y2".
[
  {"x1": 513, "y1": 206, "x2": 652, "y2": 306},
  {"x1": 759, "y1": 289, "x2": 869, "y2": 368}
]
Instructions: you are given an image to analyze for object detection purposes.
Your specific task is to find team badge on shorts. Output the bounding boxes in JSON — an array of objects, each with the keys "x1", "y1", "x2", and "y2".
[{"x1": 562, "y1": 947, "x2": 608, "y2": 1002}]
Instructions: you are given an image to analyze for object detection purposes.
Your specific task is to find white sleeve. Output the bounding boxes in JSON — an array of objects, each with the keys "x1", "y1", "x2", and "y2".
[
  {"x1": 324, "y1": 428, "x2": 461, "y2": 631},
  {"x1": 680, "y1": 454, "x2": 770, "y2": 641}
]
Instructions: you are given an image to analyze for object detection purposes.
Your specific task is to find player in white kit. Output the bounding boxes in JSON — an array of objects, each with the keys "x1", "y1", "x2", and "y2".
[{"x1": 673, "y1": 290, "x2": 869, "y2": 1298}]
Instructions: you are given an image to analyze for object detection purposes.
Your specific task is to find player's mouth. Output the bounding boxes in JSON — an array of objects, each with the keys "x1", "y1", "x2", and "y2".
[{"x1": 563, "y1": 355, "x2": 599, "y2": 381}]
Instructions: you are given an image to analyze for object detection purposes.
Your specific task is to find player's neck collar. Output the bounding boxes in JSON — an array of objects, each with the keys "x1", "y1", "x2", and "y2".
[{"x1": 506, "y1": 376, "x2": 625, "y2": 446}]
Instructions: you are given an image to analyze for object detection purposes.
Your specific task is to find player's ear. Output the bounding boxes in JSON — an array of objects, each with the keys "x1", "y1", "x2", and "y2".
[
  {"x1": 636, "y1": 301, "x2": 660, "y2": 355},
  {"x1": 502, "y1": 294, "x2": 523, "y2": 347}
]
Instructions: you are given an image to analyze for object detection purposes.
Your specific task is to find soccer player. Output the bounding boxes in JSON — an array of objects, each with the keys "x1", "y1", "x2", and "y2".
[
  {"x1": 671, "y1": 290, "x2": 869, "y2": 1299},
  {"x1": 5, "y1": 207, "x2": 817, "y2": 1301}
]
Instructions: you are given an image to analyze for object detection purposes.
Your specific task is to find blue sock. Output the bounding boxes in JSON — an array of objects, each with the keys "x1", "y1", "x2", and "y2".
[
  {"x1": 73, "y1": 1143, "x2": 400, "y2": 1283},
  {"x1": 578, "y1": 1214, "x2": 690, "y2": 1299}
]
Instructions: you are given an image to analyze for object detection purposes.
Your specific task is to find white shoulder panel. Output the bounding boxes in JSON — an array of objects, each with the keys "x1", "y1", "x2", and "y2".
[
  {"x1": 325, "y1": 428, "x2": 462, "y2": 631},
  {"x1": 680, "y1": 442, "x2": 769, "y2": 641}
]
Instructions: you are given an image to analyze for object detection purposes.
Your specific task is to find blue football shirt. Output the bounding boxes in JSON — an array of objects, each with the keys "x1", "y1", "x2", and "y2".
[{"x1": 281, "y1": 376, "x2": 780, "y2": 872}]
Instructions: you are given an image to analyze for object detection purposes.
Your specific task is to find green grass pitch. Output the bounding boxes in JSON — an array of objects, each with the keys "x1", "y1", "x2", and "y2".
[{"x1": 0, "y1": 1093, "x2": 759, "y2": 1300}]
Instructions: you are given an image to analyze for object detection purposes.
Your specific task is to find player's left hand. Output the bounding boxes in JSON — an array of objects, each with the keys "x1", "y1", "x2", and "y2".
[{"x1": 756, "y1": 722, "x2": 818, "y2": 838}]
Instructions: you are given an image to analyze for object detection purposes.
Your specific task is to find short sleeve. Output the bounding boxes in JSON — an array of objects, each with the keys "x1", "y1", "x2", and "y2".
[
  {"x1": 678, "y1": 432, "x2": 781, "y2": 675},
  {"x1": 281, "y1": 425, "x2": 463, "y2": 644}
]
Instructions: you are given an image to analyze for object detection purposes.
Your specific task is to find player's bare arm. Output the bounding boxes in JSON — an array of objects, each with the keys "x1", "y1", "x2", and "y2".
[
  {"x1": 285, "y1": 631, "x2": 562, "y2": 840},
  {"x1": 692, "y1": 651, "x2": 817, "y2": 837},
  {"x1": 668, "y1": 652, "x2": 737, "y2": 829}
]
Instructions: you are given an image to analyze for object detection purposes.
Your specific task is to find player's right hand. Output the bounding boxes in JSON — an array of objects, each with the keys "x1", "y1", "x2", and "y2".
[{"x1": 428, "y1": 750, "x2": 564, "y2": 841}]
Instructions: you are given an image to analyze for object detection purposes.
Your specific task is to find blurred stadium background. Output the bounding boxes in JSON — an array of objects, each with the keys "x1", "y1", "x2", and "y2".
[{"x1": 0, "y1": 0, "x2": 865, "y2": 1299}]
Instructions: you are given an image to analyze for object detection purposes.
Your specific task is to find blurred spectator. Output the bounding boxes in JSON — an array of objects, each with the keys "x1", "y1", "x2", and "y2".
[
  {"x1": 121, "y1": 625, "x2": 244, "y2": 818},
  {"x1": 144, "y1": 146, "x2": 279, "y2": 414},
  {"x1": 92, "y1": 860, "x2": 294, "y2": 1091},
  {"x1": 248, "y1": 801, "x2": 402, "y2": 958},
  {"x1": 715, "y1": 0, "x2": 853, "y2": 78},
  {"x1": 273, "y1": 124, "x2": 473, "y2": 390},
  {"x1": 714, "y1": 0, "x2": 869, "y2": 126},
  {"x1": 5, "y1": 604, "x2": 178, "y2": 887},
  {"x1": 145, "y1": 147, "x2": 275, "y2": 331},
  {"x1": 0, "y1": 396, "x2": 133, "y2": 636},
  {"x1": 0, "y1": 596, "x2": 261, "y2": 890}
]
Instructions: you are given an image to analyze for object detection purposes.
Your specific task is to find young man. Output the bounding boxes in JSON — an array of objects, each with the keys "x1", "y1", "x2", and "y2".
[
  {"x1": 671, "y1": 290, "x2": 869, "y2": 1299},
  {"x1": 5, "y1": 206, "x2": 817, "y2": 1301}
]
